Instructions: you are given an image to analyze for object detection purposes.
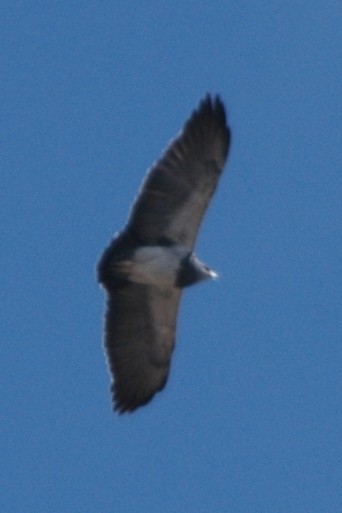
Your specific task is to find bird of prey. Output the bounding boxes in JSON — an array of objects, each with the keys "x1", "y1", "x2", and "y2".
[{"x1": 97, "y1": 94, "x2": 231, "y2": 413}]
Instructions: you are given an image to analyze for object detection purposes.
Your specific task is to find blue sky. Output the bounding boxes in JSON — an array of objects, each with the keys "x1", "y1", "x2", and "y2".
[{"x1": 2, "y1": 2, "x2": 341, "y2": 512}]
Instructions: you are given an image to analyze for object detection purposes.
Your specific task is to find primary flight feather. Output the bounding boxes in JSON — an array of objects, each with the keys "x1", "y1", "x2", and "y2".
[{"x1": 97, "y1": 94, "x2": 231, "y2": 413}]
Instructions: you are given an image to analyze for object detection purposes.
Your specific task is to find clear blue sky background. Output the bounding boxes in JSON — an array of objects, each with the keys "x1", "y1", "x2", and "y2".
[{"x1": 2, "y1": 2, "x2": 341, "y2": 512}]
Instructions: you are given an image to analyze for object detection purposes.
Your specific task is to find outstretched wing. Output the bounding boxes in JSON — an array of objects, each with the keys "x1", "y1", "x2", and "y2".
[
  {"x1": 103, "y1": 282, "x2": 182, "y2": 413},
  {"x1": 126, "y1": 95, "x2": 231, "y2": 248}
]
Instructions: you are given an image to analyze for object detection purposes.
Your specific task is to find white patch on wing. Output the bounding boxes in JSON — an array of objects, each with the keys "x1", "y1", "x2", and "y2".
[{"x1": 128, "y1": 246, "x2": 189, "y2": 287}]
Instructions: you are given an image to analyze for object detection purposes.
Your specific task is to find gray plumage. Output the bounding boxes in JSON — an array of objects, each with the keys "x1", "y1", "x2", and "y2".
[{"x1": 98, "y1": 95, "x2": 231, "y2": 413}]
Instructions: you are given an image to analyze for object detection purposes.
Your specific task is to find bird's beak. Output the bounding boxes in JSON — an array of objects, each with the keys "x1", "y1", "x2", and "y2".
[{"x1": 208, "y1": 269, "x2": 219, "y2": 280}]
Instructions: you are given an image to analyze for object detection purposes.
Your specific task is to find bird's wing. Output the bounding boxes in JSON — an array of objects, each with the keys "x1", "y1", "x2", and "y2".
[
  {"x1": 103, "y1": 282, "x2": 182, "y2": 413},
  {"x1": 126, "y1": 95, "x2": 231, "y2": 249}
]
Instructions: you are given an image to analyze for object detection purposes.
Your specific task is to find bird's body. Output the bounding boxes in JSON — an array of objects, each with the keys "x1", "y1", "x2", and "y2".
[
  {"x1": 111, "y1": 245, "x2": 190, "y2": 287},
  {"x1": 98, "y1": 95, "x2": 231, "y2": 413}
]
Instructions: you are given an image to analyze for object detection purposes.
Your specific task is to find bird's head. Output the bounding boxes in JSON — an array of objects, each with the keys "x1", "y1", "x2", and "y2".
[{"x1": 176, "y1": 253, "x2": 218, "y2": 288}]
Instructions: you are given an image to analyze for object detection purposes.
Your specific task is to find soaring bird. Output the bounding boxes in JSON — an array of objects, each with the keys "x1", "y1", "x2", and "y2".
[{"x1": 97, "y1": 95, "x2": 231, "y2": 413}]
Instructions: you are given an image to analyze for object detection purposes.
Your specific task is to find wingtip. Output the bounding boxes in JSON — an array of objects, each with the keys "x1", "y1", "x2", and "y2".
[
  {"x1": 195, "y1": 93, "x2": 229, "y2": 133},
  {"x1": 111, "y1": 383, "x2": 156, "y2": 414},
  {"x1": 189, "y1": 93, "x2": 231, "y2": 165},
  {"x1": 199, "y1": 93, "x2": 226, "y2": 118}
]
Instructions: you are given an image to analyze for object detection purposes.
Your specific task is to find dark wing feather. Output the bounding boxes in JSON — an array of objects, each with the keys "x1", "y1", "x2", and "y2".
[
  {"x1": 103, "y1": 282, "x2": 181, "y2": 413},
  {"x1": 126, "y1": 95, "x2": 231, "y2": 248}
]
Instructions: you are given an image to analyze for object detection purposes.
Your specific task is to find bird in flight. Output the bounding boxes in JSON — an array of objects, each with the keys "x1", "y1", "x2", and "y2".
[{"x1": 97, "y1": 94, "x2": 231, "y2": 413}]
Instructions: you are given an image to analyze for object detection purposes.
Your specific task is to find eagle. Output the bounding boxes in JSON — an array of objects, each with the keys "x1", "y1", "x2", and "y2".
[{"x1": 97, "y1": 95, "x2": 231, "y2": 413}]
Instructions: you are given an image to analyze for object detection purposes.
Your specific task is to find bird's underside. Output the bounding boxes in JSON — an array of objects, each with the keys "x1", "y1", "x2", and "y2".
[{"x1": 97, "y1": 94, "x2": 231, "y2": 413}]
